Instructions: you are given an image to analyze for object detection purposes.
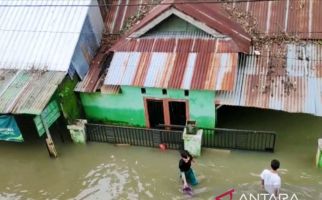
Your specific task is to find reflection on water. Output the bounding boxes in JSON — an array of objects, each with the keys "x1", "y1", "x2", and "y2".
[
  {"x1": 1, "y1": 107, "x2": 322, "y2": 199},
  {"x1": 74, "y1": 157, "x2": 151, "y2": 200}
]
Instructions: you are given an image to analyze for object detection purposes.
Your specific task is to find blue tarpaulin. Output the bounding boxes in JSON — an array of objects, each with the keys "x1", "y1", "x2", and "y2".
[{"x1": 0, "y1": 115, "x2": 23, "y2": 142}]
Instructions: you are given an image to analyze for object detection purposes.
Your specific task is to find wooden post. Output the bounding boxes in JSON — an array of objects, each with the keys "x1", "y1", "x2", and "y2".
[
  {"x1": 41, "y1": 115, "x2": 58, "y2": 158},
  {"x1": 316, "y1": 139, "x2": 322, "y2": 168}
]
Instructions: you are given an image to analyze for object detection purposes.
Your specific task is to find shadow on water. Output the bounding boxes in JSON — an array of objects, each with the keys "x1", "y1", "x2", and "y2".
[
  {"x1": 216, "y1": 106, "x2": 322, "y2": 199},
  {"x1": 1, "y1": 106, "x2": 322, "y2": 199}
]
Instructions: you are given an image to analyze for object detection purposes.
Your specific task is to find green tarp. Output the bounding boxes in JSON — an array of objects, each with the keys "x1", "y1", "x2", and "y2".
[{"x1": 0, "y1": 115, "x2": 23, "y2": 142}]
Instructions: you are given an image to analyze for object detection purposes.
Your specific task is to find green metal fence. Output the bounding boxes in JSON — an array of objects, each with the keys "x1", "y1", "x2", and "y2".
[
  {"x1": 86, "y1": 123, "x2": 276, "y2": 152},
  {"x1": 86, "y1": 123, "x2": 184, "y2": 150},
  {"x1": 202, "y1": 128, "x2": 276, "y2": 152}
]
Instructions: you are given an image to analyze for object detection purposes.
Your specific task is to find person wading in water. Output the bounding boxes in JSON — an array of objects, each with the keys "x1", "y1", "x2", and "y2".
[
  {"x1": 260, "y1": 159, "x2": 281, "y2": 197},
  {"x1": 179, "y1": 150, "x2": 198, "y2": 194}
]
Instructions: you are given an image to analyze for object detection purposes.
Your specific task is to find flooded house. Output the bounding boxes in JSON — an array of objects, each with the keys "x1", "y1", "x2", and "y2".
[
  {"x1": 1, "y1": 1, "x2": 322, "y2": 199},
  {"x1": 76, "y1": 1, "x2": 251, "y2": 129},
  {"x1": 0, "y1": 0, "x2": 104, "y2": 151},
  {"x1": 77, "y1": 0, "x2": 322, "y2": 130}
]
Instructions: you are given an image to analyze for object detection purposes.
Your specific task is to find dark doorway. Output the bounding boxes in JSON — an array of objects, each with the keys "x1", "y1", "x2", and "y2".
[
  {"x1": 15, "y1": 114, "x2": 40, "y2": 142},
  {"x1": 147, "y1": 100, "x2": 165, "y2": 128},
  {"x1": 15, "y1": 115, "x2": 71, "y2": 144},
  {"x1": 169, "y1": 101, "x2": 186, "y2": 126}
]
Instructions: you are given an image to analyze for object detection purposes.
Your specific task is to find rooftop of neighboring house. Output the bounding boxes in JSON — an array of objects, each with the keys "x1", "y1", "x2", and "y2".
[
  {"x1": 0, "y1": 0, "x2": 103, "y2": 115},
  {"x1": 76, "y1": 0, "x2": 322, "y2": 117},
  {"x1": 103, "y1": 0, "x2": 322, "y2": 39}
]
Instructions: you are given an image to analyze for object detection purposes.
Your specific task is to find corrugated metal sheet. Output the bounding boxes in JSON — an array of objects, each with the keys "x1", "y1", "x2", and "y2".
[
  {"x1": 0, "y1": 70, "x2": 65, "y2": 115},
  {"x1": 70, "y1": 13, "x2": 104, "y2": 80},
  {"x1": 173, "y1": 2, "x2": 251, "y2": 52},
  {"x1": 112, "y1": 37, "x2": 240, "y2": 53},
  {"x1": 74, "y1": 50, "x2": 110, "y2": 92},
  {"x1": 105, "y1": 0, "x2": 163, "y2": 34},
  {"x1": 76, "y1": 36, "x2": 240, "y2": 92},
  {"x1": 105, "y1": 0, "x2": 322, "y2": 39},
  {"x1": 101, "y1": 85, "x2": 121, "y2": 94},
  {"x1": 104, "y1": 50, "x2": 238, "y2": 91},
  {"x1": 228, "y1": 0, "x2": 322, "y2": 39},
  {"x1": 87, "y1": 2, "x2": 105, "y2": 45},
  {"x1": 216, "y1": 43, "x2": 322, "y2": 116},
  {"x1": 107, "y1": 0, "x2": 251, "y2": 53},
  {"x1": 247, "y1": 0, "x2": 319, "y2": 38},
  {"x1": 0, "y1": 0, "x2": 93, "y2": 71}
]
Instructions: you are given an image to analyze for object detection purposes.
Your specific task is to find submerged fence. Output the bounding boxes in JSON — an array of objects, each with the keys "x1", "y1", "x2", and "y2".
[
  {"x1": 86, "y1": 123, "x2": 183, "y2": 150},
  {"x1": 86, "y1": 123, "x2": 276, "y2": 152},
  {"x1": 202, "y1": 128, "x2": 276, "y2": 152}
]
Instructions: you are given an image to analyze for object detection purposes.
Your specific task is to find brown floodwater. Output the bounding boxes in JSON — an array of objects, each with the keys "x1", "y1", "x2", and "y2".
[{"x1": 1, "y1": 107, "x2": 322, "y2": 200}]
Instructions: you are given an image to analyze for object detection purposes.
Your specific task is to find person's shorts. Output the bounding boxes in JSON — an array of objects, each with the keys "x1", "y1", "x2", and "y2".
[{"x1": 184, "y1": 168, "x2": 198, "y2": 186}]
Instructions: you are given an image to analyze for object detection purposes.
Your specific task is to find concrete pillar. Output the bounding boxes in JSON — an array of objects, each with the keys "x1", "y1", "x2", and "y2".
[
  {"x1": 67, "y1": 119, "x2": 87, "y2": 144},
  {"x1": 183, "y1": 128, "x2": 203, "y2": 157}
]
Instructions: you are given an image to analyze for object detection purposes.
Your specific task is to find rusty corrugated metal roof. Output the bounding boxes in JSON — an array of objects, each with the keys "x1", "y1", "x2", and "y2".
[
  {"x1": 105, "y1": 0, "x2": 166, "y2": 34},
  {"x1": 216, "y1": 43, "x2": 322, "y2": 116},
  {"x1": 105, "y1": 0, "x2": 149, "y2": 34},
  {"x1": 77, "y1": 36, "x2": 240, "y2": 92},
  {"x1": 112, "y1": 37, "x2": 240, "y2": 53},
  {"x1": 103, "y1": 37, "x2": 238, "y2": 91},
  {"x1": 232, "y1": 0, "x2": 322, "y2": 39},
  {"x1": 101, "y1": 85, "x2": 121, "y2": 94},
  {"x1": 105, "y1": 0, "x2": 322, "y2": 39},
  {"x1": 107, "y1": 0, "x2": 251, "y2": 53},
  {"x1": 75, "y1": 33, "x2": 121, "y2": 93},
  {"x1": 0, "y1": 70, "x2": 65, "y2": 115},
  {"x1": 75, "y1": 51, "x2": 109, "y2": 93}
]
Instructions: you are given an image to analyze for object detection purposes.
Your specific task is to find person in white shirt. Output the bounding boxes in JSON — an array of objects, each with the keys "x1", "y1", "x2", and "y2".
[{"x1": 260, "y1": 159, "x2": 281, "y2": 197}]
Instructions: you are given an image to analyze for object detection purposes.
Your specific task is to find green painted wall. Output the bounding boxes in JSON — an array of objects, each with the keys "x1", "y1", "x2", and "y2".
[
  {"x1": 80, "y1": 87, "x2": 145, "y2": 126},
  {"x1": 188, "y1": 90, "x2": 216, "y2": 128},
  {"x1": 80, "y1": 86, "x2": 216, "y2": 128},
  {"x1": 145, "y1": 15, "x2": 208, "y2": 35}
]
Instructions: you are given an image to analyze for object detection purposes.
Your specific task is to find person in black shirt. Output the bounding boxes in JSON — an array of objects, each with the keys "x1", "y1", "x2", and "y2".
[{"x1": 179, "y1": 150, "x2": 198, "y2": 189}]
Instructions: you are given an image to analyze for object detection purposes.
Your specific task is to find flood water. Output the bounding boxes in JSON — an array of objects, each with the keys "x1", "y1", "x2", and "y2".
[{"x1": 1, "y1": 107, "x2": 322, "y2": 200}]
